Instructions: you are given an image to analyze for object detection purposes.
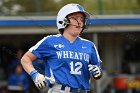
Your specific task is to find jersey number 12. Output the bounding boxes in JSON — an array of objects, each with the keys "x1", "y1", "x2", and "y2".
[{"x1": 70, "y1": 61, "x2": 83, "y2": 75}]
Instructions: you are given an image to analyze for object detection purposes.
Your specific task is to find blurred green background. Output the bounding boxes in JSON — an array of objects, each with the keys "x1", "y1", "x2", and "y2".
[{"x1": 0, "y1": 0, "x2": 139, "y2": 16}]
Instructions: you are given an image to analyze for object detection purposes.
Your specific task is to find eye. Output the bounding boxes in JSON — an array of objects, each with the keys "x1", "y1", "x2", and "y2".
[
  {"x1": 68, "y1": 16, "x2": 85, "y2": 22},
  {"x1": 68, "y1": 17, "x2": 77, "y2": 20},
  {"x1": 79, "y1": 17, "x2": 85, "y2": 21}
]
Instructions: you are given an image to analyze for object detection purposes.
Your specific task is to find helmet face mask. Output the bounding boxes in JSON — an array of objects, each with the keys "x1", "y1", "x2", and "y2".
[
  {"x1": 82, "y1": 17, "x2": 90, "y2": 31},
  {"x1": 57, "y1": 3, "x2": 90, "y2": 34}
]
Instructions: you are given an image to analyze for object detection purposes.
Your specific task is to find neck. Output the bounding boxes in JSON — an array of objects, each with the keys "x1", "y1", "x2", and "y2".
[{"x1": 63, "y1": 31, "x2": 78, "y2": 43}]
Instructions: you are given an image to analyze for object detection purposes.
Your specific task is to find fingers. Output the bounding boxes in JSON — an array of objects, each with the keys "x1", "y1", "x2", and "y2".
[
  {"x1": 88, "y1": 65, "x2": 99, "y2": 73},
  {"x1": 35, "y1": 81, "x2": 46, "y2": 89},
  {"x1": 30, "y1": 70, "x2": 49, "y2": 89},
  {"x1": 93, "y1": 70, "x2": 100, "y2": 77},
  {"x1": 88, "y1": 64, "x2": 93, "y2": 71},
  {"x1": 94, "y1": 74, "x2": 101, "y2": 78},
  {"x1": 34, "y1": 73, "x2": 47, "y2": 89},
  {"x1": 88, "y1": 64, "x2": 102, "y2": 79}
]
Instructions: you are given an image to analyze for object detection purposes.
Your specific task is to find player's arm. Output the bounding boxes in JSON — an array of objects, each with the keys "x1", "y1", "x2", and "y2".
[
  {"x1": 88, "y1": 43, "x2": 102, "y2": 80},
  {"x1": 21, "y1": 51, "x2": 47, "y2": 89},
  {"x1": 21, "y1": 51, "x2": 37, "y2": 74}
]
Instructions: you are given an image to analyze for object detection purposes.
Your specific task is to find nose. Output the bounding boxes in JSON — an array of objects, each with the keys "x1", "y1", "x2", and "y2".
[
  {"x1": 76, "y1": 17, "x2": 84, "y2": 25},
  {"x1": 77, "y1": 17, "x2": 83, "y2": 23}
]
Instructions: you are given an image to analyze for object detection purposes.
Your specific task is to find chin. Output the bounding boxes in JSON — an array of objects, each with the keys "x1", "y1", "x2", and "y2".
[{"x1": 73, "y1": 31, "x2": 81, "y2": 36}]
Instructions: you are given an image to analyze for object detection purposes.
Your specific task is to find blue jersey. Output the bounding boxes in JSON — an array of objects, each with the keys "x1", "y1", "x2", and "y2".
[{"x1": 29, "y1": 34, "x2": 101, "y2": 90}]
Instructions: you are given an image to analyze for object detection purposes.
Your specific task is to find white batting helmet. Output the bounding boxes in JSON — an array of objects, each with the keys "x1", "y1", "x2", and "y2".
[{"x1": 56, "y1": 3, "x2": 90, "y2": 31}]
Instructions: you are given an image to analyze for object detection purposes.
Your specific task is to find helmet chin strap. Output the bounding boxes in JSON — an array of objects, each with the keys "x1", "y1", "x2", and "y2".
[{"x1": 59, "y1": 21, "x2": 84, "y2": 28}]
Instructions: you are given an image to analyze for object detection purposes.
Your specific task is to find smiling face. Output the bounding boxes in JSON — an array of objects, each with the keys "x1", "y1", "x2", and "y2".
[{"x1": 64, "y1": 12, "x2": 85, "y2": 37}]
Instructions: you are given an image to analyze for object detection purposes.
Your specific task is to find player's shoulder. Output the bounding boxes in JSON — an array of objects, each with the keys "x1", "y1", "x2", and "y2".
[
  {"x1": 78, "y1": 37, "x2": 96, "y2": 47},
  {"x1": 37, "y1": 34, "x2": 61, "y2": 45},
  {"x1": 45, "y1": 34, "x2": 61, "y2": 40},
  {"x1": 78, "y1": 37, "x2": 93, "y2": 45},
  {"x1": 40, "y1": 34, "x2": 61, "y2": 42}
]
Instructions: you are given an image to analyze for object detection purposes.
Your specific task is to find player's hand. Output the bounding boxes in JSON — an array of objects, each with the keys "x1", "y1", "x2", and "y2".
[
  {"x1": 30, "y1": 70, "x2": 47, "y2": 89},
  {"x1": 88, "y1": 64, "x2": 102, "y2": 79}
]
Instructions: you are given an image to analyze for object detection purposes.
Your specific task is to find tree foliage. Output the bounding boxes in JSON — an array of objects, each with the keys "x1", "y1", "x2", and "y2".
[{"x1": 0, "y1": 0, "x2": 140, "y2": 16}]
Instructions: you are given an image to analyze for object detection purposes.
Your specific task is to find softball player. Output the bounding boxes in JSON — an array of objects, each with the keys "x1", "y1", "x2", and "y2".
[{"x1": 21, "y1": 3, "x2": 102, "y2": 93}]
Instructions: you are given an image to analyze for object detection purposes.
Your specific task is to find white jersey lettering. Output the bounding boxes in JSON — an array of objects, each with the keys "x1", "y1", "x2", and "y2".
[{"x1": 56, "y1": 51, "x2": 89, "y2": 62}]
